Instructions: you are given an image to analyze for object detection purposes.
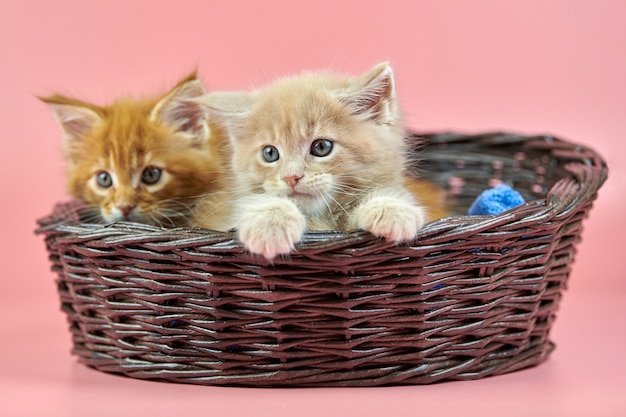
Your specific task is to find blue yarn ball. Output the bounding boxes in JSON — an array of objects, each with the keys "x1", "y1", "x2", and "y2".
[{"x1": 468, "y1": 184, "x2": 525, "y2": 216}]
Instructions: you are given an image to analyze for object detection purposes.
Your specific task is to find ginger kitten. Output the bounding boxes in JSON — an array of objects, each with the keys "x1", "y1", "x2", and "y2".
[
  {"x1": 194, "y1": 62, "x2": 429, "y2": 259},
  {"x1": 41, "y1": 74, "x2": 227, "y2": 227}
]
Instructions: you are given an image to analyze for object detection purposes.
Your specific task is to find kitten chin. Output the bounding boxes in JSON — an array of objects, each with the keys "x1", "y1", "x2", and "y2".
[
  {"x1": 42, "y1": 73, "x2": 230, "y2": 227},
  {"x1": 265, "y1": 176, "x2": 335, "y2": 217}
]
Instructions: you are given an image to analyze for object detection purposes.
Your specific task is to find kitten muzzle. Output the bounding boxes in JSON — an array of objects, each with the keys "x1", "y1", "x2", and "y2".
[
  {"x1": 282, "y1": 175, "x2": 303, "y2": 188},
  {"x1": 119, "y1": 204, "x2": 136, "y2": 219}
]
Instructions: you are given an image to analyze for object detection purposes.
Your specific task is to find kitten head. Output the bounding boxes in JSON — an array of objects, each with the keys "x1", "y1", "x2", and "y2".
[
  {"x1": 203, "y1": 62, "x2": 408, "y2": 221},
  {"x1": 41, "y1": 73, "x2": 225, "y2": 226}
]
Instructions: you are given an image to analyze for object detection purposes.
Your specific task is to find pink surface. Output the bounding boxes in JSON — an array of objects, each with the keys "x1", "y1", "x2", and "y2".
[{"x1": 1, "y1": 1, "x2": 624, "y2": 416}]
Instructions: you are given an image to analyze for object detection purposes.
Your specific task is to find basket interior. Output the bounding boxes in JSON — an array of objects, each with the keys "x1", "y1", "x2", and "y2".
[{"x1": 416, "y1": 133, "x2": 584, "y2": 214}]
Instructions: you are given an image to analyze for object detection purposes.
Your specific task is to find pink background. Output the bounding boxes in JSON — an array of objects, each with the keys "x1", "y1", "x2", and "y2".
[{"x1": 1, "y1": 1, "x2": 624, "y2": 416}]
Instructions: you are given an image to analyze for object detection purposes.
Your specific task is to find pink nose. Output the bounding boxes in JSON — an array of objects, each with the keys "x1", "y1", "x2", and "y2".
[
  {"x1": 283, "y1": 175, "x2": 303, "y2": 188},
  {"x1": 119, "y1": 205, "x2": 136, "y2": 218}
]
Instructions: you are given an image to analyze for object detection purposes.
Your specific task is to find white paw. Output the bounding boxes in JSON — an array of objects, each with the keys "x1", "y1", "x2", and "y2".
[
  {"x1": 237, "y1": 197, "x2": 306, "y2": 260},
  {"x1": 355, "y1": 197, "x2": 425, "y2": 243}
]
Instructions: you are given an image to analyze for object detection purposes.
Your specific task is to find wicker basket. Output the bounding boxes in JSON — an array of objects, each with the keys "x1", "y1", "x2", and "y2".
[{"x1": 36, "y1": 132, "x2": 607, "y2": 387}]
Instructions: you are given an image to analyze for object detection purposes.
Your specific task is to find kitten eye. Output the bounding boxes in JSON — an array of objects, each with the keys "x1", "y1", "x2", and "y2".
[
  {"x1": 262, "y1": 145, "x2": 280, "y2": 163},
  {"x1": 310, "y1": 139, "x2": 334, "y2": 157},
  {"x1": 96, "y1": 171, "x2": 113, "y2": 188},
  {"x1": 141, "y1": 166, "x2": 162, "y2": 185}
]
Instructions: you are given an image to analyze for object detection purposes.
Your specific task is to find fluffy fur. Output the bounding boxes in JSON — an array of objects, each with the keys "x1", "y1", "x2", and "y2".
[
  {"x1": 193, "y1": 62, "x2": 434, "y2": 259},
  {"x1": 41, "y1": 74, "x2": 228, "y2": 227}
]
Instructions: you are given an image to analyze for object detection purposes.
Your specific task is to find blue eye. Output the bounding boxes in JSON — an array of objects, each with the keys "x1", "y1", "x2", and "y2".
[
  {"x1": 141, "y1": 166, "x2": 162, "y2": 185},
  {"x1": 310, "y1": 139, "x2": 333, "y2": 157},
  {"x1": 262, "y1": 145, "x2": 280, "y2": 162},
  {"x1": 96, "y1": 171, "x2": 113, "y2": 188}
]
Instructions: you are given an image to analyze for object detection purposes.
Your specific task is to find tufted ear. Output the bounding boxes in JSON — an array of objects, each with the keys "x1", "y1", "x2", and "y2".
[
  {"x1": 193, "y1": 91, "x2": 256, "y2": 142},
  {"x1": 337, "y1": 62, "x2": 399, "y2": 125},
  {"x1": 40, "y1": 95, "x2": 103, "y2": 155},
  {"x1": 150, "y1": 74, "x2": 210, "y2": 146}
]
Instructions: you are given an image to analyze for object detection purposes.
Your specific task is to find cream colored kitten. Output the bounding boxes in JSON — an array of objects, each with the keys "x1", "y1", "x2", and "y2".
[{"x1": 193, "y1": 62, "x2": 425, "y2": 259}]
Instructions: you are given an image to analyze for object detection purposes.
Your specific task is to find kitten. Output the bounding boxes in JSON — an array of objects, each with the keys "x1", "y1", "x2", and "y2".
[
  {"x1": 41, "y1": 73, "x2": 227, "y2": 227},
  {"x1": 194, "y1": 62, "x2": 429, "y2": 259}
]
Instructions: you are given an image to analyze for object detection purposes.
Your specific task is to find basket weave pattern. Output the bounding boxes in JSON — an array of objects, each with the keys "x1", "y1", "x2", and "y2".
[{"x1": 37, "y1": 132, "x2": 607, "y2": 386}]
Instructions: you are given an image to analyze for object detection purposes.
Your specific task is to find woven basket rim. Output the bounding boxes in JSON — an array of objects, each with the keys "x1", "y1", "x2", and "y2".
[{"x1": 36, "y1": 131, "x2": 609, "y2": 253}]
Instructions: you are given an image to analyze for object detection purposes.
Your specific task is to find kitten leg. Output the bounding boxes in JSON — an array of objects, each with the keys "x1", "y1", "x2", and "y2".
[
  {"x1": 236, "y1": 194, "x2": 306, "y2": 260},
  {"x1": 352, "y1": 188, "x2": 426, "y2": 243}
]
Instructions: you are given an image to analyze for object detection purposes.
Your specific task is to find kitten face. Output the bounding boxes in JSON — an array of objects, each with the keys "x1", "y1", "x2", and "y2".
[
  {"x1": 68, "y1": 109, "x2": 220, "y2": 225},
  {"x1": 229, "y1": 67, "x2": 408, "y2": 222},
  {"x1": 42, "y1": 74, "x2": 226, "y2": 226},
  {"x1": 234, "y1": 96, "x2": 344, "y2": 216}
]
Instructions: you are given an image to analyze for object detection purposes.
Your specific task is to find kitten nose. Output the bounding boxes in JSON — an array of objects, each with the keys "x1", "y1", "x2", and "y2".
[
  {"x1": 119, "y1": 204, "x2": 136, "y2": 218},
  {"x1": 283, "y1": 175, "x2": 303, "y2": 188}
]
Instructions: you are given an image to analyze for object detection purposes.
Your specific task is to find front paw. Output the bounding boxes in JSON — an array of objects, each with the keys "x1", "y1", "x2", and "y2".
[
  {"x1": 238, "y1": 198, "x2": 306, "y2": 260},
  {"x1": 355, "y1": 197, "x2": 425, "y2": 243}
]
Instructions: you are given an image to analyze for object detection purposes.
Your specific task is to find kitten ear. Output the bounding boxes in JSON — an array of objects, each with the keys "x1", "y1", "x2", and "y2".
[
  {"x1": 150, "y1": 74, "x2": 210, "y2": 146},
  {"x1": 194, "y1": 91, "x2": 256, "y2": 140},
  {"x1": 338, "y1": 62, "x2": 399, "y2": 125},
  {"x1": 40, "y1": 96, "x2": 103, "y2": 151}
]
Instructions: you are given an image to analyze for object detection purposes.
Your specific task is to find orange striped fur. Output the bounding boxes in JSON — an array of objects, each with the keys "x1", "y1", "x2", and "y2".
[{"x1": 41, "y1": 74, "x2": 228, "y2": 226}]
